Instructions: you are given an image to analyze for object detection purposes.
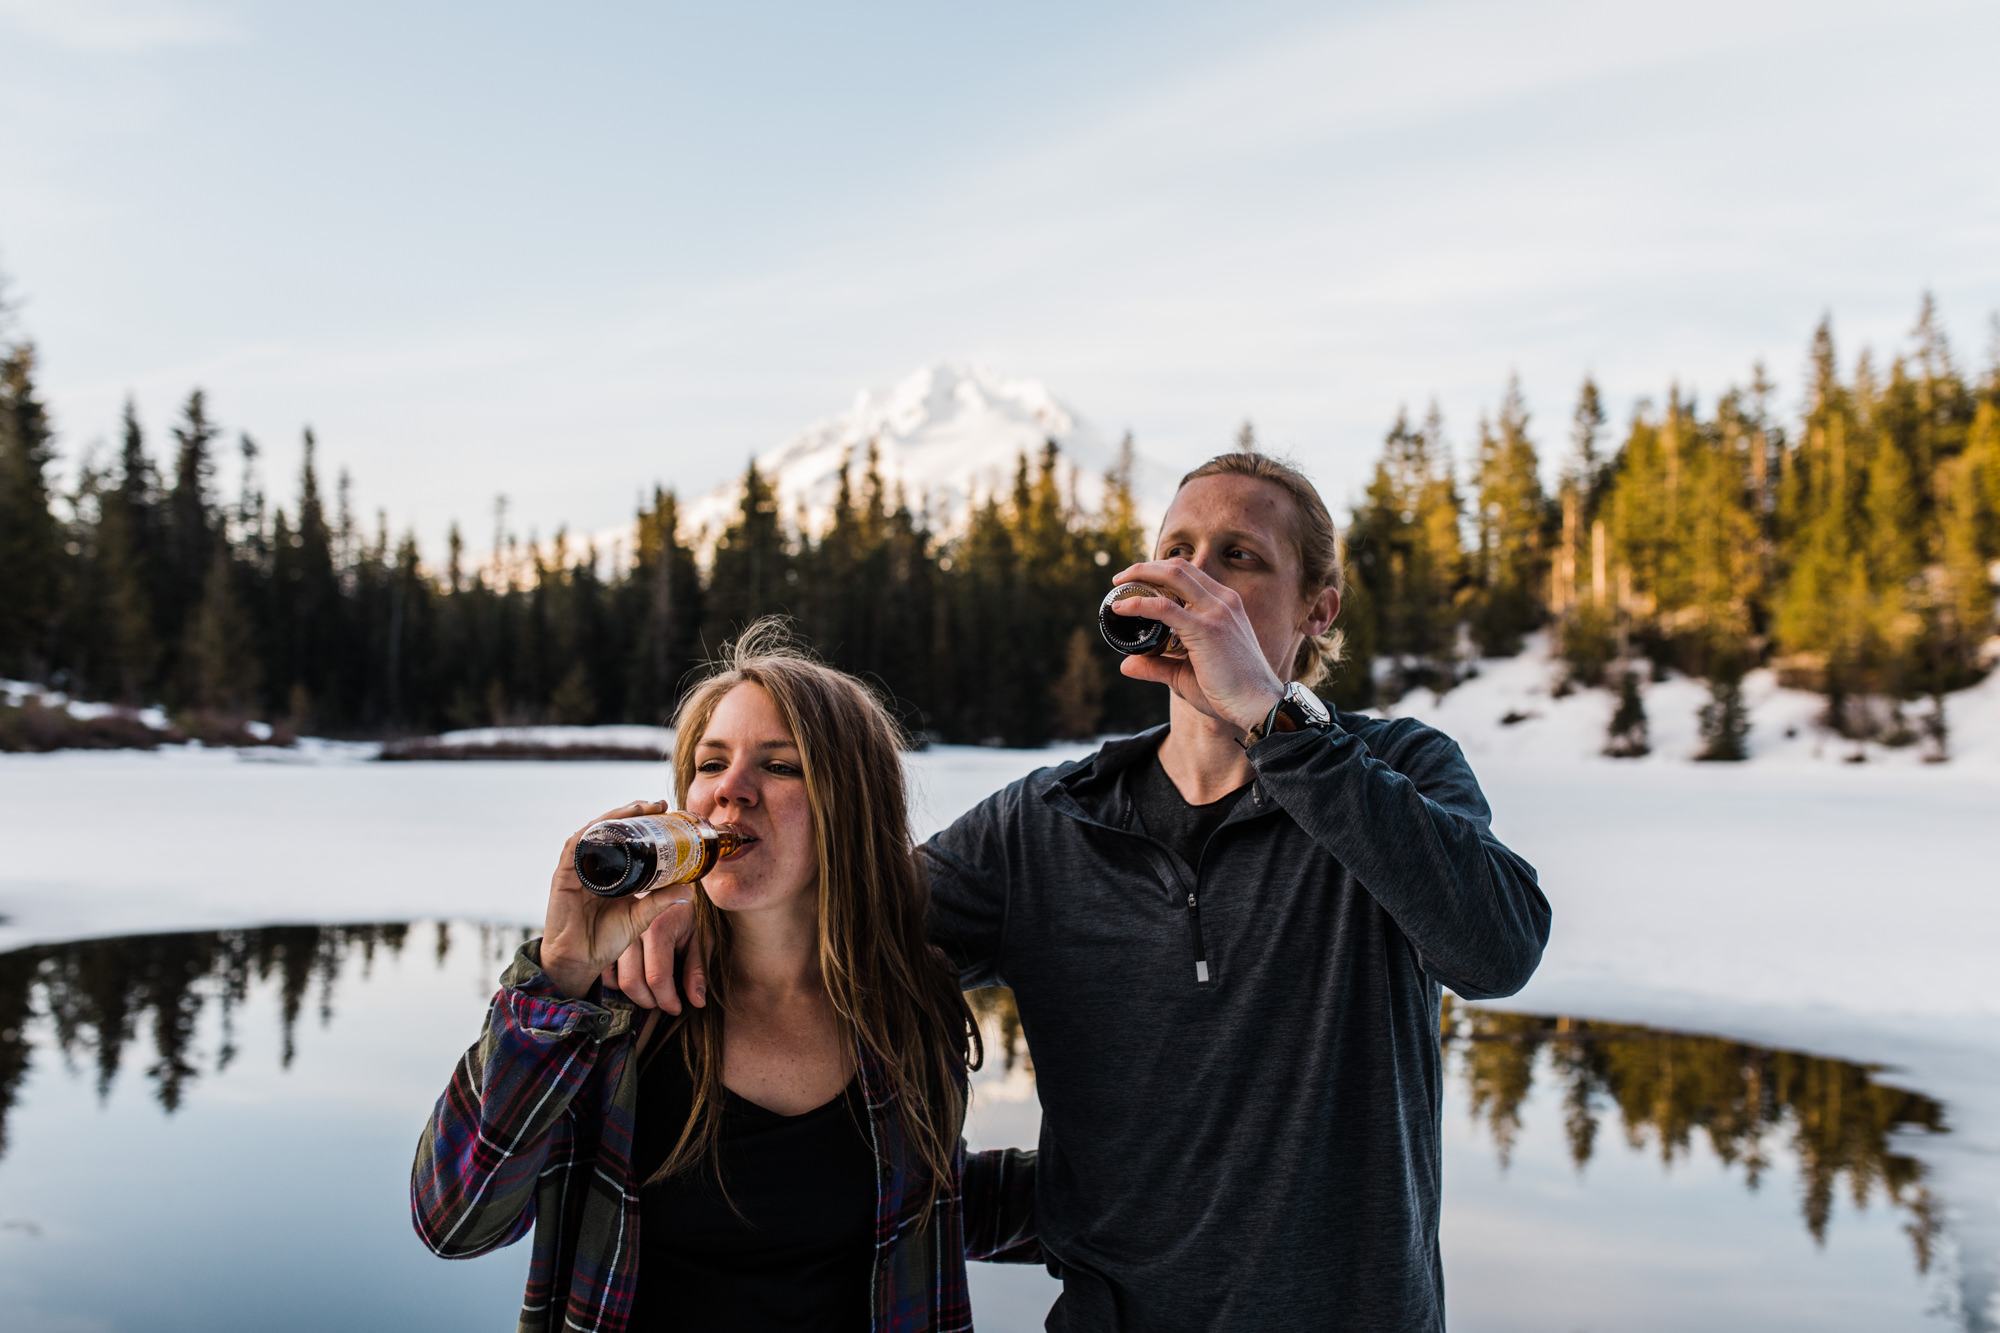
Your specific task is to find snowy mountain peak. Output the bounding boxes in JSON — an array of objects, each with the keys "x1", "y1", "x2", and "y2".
[{"x1": 682, "y1": 362, "x2": 1177, "y2": 549}]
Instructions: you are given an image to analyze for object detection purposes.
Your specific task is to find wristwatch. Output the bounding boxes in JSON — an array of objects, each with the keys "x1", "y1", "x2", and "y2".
[{"x1": 1243, "y1": 681, "x2": 1332, "y2": 748}]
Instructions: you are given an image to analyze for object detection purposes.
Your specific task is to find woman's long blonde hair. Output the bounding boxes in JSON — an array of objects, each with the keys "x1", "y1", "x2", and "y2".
[{"x1": 643, "y1": 619, "x2": 978, "y2": 1212}]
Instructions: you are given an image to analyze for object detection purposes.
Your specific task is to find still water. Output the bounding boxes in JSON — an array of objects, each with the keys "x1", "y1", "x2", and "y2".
[{"x1": 0, "y1": 923, "x2": 1969, "y2": 1331}]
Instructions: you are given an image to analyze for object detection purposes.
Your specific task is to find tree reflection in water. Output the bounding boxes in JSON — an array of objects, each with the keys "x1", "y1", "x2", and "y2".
[
  {"x1": 967, "y1": 986, "x2": 1950, "y2": 1278},
  {"x1": 1445, "y1": 998, "x2": 1949, "y2": 1274},
  {"x1": 0, "y1": 937, "x2": 1953, "y2": 1284},
  {"x1": 968, "y1": 987, "x2": 1030, "y2": 1076},
  {"x1": 0, "y1": 923, "x2": 529, "y2": 1159}
]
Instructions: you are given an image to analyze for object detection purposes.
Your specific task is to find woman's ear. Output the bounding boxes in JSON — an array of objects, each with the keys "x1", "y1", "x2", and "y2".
[{"x1": 1300, "y1": 586, "x2": 1340, "y2": 638}]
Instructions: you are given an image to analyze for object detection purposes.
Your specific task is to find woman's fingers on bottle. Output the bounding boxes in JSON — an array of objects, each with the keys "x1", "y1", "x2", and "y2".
[{"x1": 579, "y1": 798, "x2": 665, "y2": 837}]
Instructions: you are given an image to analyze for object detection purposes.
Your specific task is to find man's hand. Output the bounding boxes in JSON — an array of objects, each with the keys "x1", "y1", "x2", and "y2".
[
  {"x1": 538, "y1": 799, "x2": 701, "y2": 1001},
  {"x1": 1108, "y1": 557, "x2": 1286, "y2": 732},
  {"x1": 601, "y1": 907, "x2": 710, "y2": 1014}
]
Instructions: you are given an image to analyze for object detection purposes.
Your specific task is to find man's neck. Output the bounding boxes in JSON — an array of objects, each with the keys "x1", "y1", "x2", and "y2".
[{"x1": 1155, "y1": 696, "x2": 1255, "y2": 805}]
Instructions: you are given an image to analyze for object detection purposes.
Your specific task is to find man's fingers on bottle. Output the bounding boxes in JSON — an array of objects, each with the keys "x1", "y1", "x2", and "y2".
[
  {"x1": 1112, "y1": 595, "x2": 1177, "y2": 620},
  {"x1": 612, "y1": 949, "x2": 644, "y2": 1007},
  {"x1": 644, "y1": 950, "x2": 678, "y2": 1011}
]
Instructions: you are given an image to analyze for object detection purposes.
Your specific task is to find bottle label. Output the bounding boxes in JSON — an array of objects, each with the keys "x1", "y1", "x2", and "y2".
[{"x1": 609, "y1": 812, "x2": 706, "y2": 892}]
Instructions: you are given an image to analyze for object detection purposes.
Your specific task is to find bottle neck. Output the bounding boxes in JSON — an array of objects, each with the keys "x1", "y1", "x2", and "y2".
[{"x1": 685, "y1": 816, "x2": 741, "y2": 883}]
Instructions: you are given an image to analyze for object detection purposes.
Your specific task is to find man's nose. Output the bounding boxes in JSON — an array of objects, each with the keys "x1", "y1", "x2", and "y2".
[{"x1": 1188, "y1": 546, "x2": 1224, "y2": 580}]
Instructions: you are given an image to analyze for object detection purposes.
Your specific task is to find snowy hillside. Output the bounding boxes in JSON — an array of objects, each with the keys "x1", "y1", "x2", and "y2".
[
  {"x1": 1378, "y1": 633, "x2": 2000, "y2": 774},
  {"x1": 680, "y1": 362, "x2": 1180, "y2": 551}
]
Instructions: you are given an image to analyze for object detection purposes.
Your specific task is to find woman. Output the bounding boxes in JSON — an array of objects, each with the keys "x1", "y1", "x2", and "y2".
[{"x1": 412, "y1": 621, "x2": 1037, "y2": 1332}]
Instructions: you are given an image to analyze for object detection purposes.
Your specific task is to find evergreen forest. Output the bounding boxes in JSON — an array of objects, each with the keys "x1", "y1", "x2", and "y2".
[{"x1": 2, "y1": 292, "x2": 1997, "y2": 752}]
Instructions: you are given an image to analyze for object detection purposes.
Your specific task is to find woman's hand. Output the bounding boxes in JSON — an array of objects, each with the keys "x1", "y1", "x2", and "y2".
[
  {"x1": 1108, "y1": 557, "x2": 1286, "y2": 732},
  {"x1": 602, "y1": 910, "x2": 709, "y2": 1015},
  {"x1": 538, "y1": 800, "x2": 700, "y2": 1002}
]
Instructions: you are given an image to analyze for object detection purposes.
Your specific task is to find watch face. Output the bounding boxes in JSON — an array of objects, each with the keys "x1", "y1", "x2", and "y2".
[{"x1": 1287, "y1": 682, "x2": 1331, "y2": 726}]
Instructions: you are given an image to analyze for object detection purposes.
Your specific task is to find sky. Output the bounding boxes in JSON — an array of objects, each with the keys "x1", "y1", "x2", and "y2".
[{"x1": 3, "y1": 0, "x2": 1998, "y2": 559}]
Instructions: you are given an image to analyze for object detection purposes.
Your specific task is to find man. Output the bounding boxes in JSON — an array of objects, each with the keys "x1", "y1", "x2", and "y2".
[
  {"x1": 611, "y1": 449, "x2": 1550, "y2": 1331},
  {"x1": 916, "y1": 450, "x2": 1550, "y2": 1330}
]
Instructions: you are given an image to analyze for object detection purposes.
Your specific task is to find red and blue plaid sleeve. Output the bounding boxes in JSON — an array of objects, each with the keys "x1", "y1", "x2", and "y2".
[{"x1": 410, "y1": 943, "x2": 623, "y2": 1260}]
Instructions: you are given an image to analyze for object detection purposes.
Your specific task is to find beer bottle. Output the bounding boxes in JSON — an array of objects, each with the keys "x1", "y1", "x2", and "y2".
[
  {"x1": 1098, "y1": 582, "x2": 1189, "y2": 658},
  {"x1": 572, "y1": 810, "x2": 744, "y2": 898}
]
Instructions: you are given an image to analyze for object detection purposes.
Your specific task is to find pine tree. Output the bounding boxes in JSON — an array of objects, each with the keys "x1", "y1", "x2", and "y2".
[
  {"x1": 383, "y1": 531, "x2": 428, "y2": 730},
  {"x1": 91, "y1": 398, "x2": 161, "y2": 700},
  {"x1": 548, "y1": 663, "x2": 597, "y2": 725},
  {"x1": 1969, "y1": 398, "x2": 2000, "y2": 548},
  {"x1": 703, "y1": 460, "x2": 790, "y2": 649},
  {"x1": 1100, "y1": 432, "x2": 1145, "y2": 555},
  {"x1": 0, "y1": 343, "x2": 62, "y2": 680},
  {"x1": 1049, "y1": 627, "x2": 1106, "y2": 740},
  {"x1": 1680, "y1": 390, "x2": 1761, "y2": 676},
  {"x1": 1343, "y1": 405, "x2": 1465, "y2": 698},
  {"x1": 1470, "y1": 378, "x2": 1547, "y2": 657},
  {"x1": 1015, "y1": 441, "x2": 1079, "y2": 739},
  {"x1": 626, "y1": 488, "x2": 702, "y2": 722},
  {"x1": 1863, "y1": 362, "x2": 1924, "y2": 696},
  {"x1": 234, "y1": 432, "x2": 267, "y2": 564},
  {"x1": 1696, "y1": 657, "x2": 1750, "y2": 761},
  {"x1": 1603, "y1": 667, "x2": 1650, "y2": 758},
  {"x1": 279, "y1": 429, "x2": 342, "y2": 729},
  {"x1": 182, "y1": 541, "x2": 260, "y2": 717},
  {"x1": 163, "y1": 391, "x2": 220, "y2": 639},
  {"x1": 1774, "y1": 318, "x2": 1866, "y2": 722},
  {"x1": 1554, "y1": 378, "x2": 1614, "y2": 686},
  {"x1": 1571, "y1": 377, "x2": 1607, "y2": 494},
  {"x1": 1931, "y1": 450, "x2": 1992, "y2": 686},
  {"x1": 938, "y1": 494, "x2": 1034, "y2": 744}
]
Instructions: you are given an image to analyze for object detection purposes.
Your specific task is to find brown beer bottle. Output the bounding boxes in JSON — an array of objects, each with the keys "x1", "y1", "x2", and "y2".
[
  {"x1": 1098, "y1": 582, "x2": 1189, "y2": 657},
  {"x1": 572, "y1": 811, "x2": 744, "y2": 898}
]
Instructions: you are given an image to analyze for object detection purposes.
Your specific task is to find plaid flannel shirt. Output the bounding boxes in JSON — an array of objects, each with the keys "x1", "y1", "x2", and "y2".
[{"x1": 412, "y1": 940, "x2": 1040, "y2": 1333}]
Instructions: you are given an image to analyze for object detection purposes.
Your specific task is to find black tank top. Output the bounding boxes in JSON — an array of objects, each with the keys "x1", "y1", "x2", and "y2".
[{"x1": 627, "y1": 1039, "x2": 877, "y2": 1332}]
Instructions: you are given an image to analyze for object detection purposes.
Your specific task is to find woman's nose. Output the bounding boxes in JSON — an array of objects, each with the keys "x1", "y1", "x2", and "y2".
[{"x1": 711, "y1": 762, "x2": 760, "y2": 807}]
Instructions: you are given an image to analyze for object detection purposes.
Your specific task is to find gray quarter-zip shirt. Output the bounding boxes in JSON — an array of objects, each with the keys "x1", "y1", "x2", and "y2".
[{"x1": 920, "y1": 714, "x2": 1550, "y2": 1332}]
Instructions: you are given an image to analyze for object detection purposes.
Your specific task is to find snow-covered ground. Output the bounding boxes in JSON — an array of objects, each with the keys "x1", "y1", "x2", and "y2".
[
  {"x1": 412, "y1": 724, "x2": 677, "y2": 754},
  {"x1": 2, "y1": 640, "x2": 1996, "y2": 1321},
  {"x1": 1386, "y1": 631, "x2": 2000, "y2": 770},
  {"x1": 2, "y1": 678, "x2": 177, "y2": 733}
]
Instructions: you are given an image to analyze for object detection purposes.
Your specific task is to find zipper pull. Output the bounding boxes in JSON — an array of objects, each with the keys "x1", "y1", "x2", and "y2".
[{"x1": 1187, "y1": 892, "x2": 1210, "y2": 984}]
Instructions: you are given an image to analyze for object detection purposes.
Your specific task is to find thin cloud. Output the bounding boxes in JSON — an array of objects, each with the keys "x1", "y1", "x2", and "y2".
[{"x1": 0, "y1": 0, "x2": 242, "y2": 51}]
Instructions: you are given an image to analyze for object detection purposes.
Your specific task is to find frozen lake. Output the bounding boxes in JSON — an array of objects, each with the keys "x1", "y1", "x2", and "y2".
[
  {"x1": 0, "y1": 922, "x2": 1969, "y2": 1331},
  {"x1": 1, "y1": 739, "x2": 1996, "y2": 1328}
]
